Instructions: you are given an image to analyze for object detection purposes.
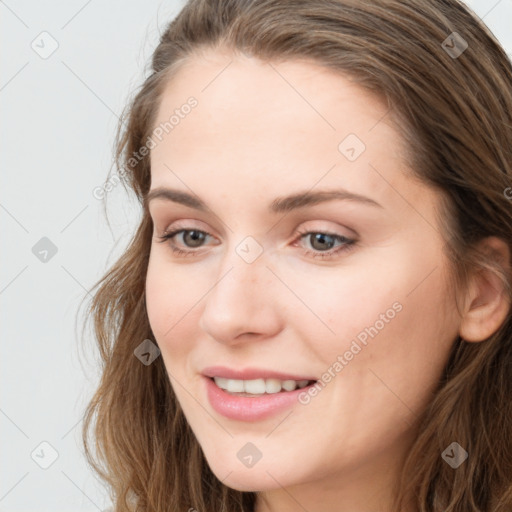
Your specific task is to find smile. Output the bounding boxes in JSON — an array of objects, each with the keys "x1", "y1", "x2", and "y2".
[
  {"x1": 203, "y1": 375, "x2": 318, "y2": 421},
  {"x1": 213, "y1": 376, "x2": 313, "y2": 395}
]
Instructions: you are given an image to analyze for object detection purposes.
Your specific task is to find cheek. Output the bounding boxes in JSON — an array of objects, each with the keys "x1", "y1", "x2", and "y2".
[
  {"x1": 279, "y1": 264, "x2": 402, "y2": 362},
  {"x1": 145, "y1": 255, "x2": 199, "y2": 355},
  {"x1": 294, "y1": 251, "x2": 456, "y2": 387},
  {"x1": 335, "y1": 267, "x2": 455, "y2": 415}
]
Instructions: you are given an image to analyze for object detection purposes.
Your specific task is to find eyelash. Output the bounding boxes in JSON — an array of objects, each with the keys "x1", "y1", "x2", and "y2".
[{"x1": 155, "y1": 226, "x2": 357, "y2": 260}]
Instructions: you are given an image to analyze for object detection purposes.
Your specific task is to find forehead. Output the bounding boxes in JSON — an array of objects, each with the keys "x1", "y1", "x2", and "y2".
[
  {"x1": 152, "y1": 51, "x2": 396, "y2": 144},
  {"x1": 148, "y1": 51, "x2": 427, "y2": 218}
]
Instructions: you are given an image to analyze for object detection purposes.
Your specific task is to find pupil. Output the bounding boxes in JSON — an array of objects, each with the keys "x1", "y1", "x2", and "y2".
[
  {"x1": 312, "y1": 233, "x2": 334, "y2": 251},
  {"x1": 185, "y1": 230, "x2": 204, "y2": 247}
]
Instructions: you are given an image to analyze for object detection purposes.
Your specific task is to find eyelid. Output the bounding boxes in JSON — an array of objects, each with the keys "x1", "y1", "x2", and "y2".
[
  {"x1": 157, "y1": 219, "x2": 358, "y2": 254},
  {"x1": 160, "y1": 218, "x2": 356, "y2": 237},
  {"x1": 294, "y1": 219, "x2": 358, "y2": 237},
  {"x1": 159, "y1": 218, "x2": 215, "y2": 235}
]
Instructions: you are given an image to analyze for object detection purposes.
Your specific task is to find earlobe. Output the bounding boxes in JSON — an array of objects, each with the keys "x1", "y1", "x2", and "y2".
[{"x1": 458, "y1": 237, "x2": 511, "y2": 343}]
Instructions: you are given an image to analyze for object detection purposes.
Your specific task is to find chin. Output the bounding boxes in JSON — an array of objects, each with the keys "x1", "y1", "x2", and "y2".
[
  {"x1": 219, "y1": 472, "x2": 282, "y2": 492},
  {"x1": 207, "y1": 462, "x2": 288, "y2": 492}
]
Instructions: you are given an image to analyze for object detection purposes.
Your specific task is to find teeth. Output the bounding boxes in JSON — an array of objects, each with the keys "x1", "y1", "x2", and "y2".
[
  {"x1": 244, "y1": 379, "x2": 266, "y2": 394},
  {"x1": 213, "y1": 377, "x2": 313, "y2": 394},
  {"x1": 265, "y1": 378, "x2": 282, "y2": 394},
  {"x1": 225, "y1": 378, "x2": 244, "y2": 393},
  {"x1": 282, "y1": 380, "x2": 297, "y2": 391}
]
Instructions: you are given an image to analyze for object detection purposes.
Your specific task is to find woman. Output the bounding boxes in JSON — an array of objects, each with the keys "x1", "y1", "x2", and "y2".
[{"x1": 81, "y1": 0, "x2": 512, "y2": 510}]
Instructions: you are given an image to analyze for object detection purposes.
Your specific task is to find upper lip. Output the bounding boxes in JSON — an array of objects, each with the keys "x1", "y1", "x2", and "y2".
[{"x1": 201, "y1": 365, "x2": 317, "y2": 381}]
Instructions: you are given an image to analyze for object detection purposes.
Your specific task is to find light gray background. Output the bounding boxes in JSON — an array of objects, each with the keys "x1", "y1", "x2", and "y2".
[{"x1": 1, "y1": 1, "x2": 511, "y2": 511}]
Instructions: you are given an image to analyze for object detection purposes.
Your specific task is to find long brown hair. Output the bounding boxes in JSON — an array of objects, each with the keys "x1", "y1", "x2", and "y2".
[{"x1": 80, "y1": 1, "x2": 512, "y2": 510}]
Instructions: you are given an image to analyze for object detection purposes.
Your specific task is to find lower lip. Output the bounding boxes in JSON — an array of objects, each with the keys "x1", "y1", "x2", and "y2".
[{"x1": 204, "y1": 376, "x2": 316, "y2": 422}]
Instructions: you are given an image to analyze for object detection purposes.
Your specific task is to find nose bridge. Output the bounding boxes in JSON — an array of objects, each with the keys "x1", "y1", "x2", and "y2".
[
  {"x1": 207, "y1": 241, "x2": 267, "y2": 312},
  {"x1": 213, "y1": 233, "x2": 269, "y2": 295},
  {"x1": 199, "y1": 239, "x2": 282, "y2": 342}
]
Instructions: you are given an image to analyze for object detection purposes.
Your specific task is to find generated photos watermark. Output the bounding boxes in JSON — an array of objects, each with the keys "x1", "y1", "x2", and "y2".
[
  {"x1": 298, "y1": 301, "x2": 403, "y2": 405},
  {"x1": 93, "y1": 96, "x2": 198, "y2": 200}
]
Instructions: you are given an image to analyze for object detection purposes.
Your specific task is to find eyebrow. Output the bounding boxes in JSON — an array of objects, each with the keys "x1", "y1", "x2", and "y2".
[{"x1": 145, "y1": 186, "x2": 384, "y2": 213}]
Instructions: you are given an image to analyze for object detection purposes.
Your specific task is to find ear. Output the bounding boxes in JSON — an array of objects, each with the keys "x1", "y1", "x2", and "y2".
[{"x1": 459, "y1": 236, "x2": 511, "y2": 342}]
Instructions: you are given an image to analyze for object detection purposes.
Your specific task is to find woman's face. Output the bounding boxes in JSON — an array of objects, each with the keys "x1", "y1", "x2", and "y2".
[{"x1": 145, "y1": 51, "x2": 461, "y2": 508}]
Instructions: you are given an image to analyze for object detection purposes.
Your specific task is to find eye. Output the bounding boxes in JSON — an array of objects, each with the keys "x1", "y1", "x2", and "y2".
[
  {"x1": 293, "y1": 228, "x2": 357, "y2": 260},
  {"x1": 155, "y1": 226, "x2": 357, "y2": 260},
  {"x1": 156, "y1": 228, "x2": 214, "y2": 257}
]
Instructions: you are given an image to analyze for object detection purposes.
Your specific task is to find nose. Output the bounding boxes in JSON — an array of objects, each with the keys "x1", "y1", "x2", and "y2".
[{"x1": 198, "y1": 249, "x2": 283, "y2": 346}]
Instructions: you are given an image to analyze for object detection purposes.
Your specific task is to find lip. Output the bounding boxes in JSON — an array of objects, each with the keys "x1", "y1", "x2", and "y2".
[
  {"x1": 201, "y1": 365, "x2": 317, "y2": 382},
  {"x1": 202, "y1": 373, "x2": 318, "y2": 422}
]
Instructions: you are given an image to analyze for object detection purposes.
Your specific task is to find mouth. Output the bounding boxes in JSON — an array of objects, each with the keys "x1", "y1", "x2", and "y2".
[
  {"x1": 202, "y1": 370, "x2": 319, "y2": 421},
  {"x1": 209, "y1": 376, "x2": 317, "y2": 396}
]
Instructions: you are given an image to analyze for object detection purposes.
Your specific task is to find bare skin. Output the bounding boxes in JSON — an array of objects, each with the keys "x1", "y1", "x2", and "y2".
[{"x1": 145, "y1": 49, "x2": 510, "y2": 512}]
